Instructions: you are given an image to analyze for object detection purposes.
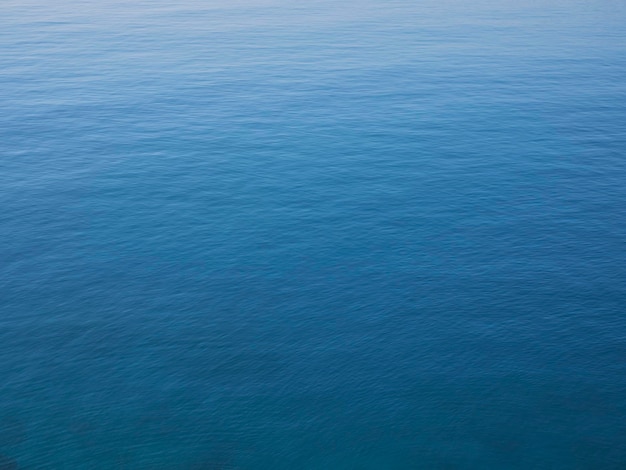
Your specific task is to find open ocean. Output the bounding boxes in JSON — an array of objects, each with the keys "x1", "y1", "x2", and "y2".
[{"x1": 1, "y1": 0, "x2": 626, "y2": 468}]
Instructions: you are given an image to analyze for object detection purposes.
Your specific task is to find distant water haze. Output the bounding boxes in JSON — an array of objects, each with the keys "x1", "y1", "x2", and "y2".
[{"x1": 1, "y1": 0, "x2": 626, "y2": 468}]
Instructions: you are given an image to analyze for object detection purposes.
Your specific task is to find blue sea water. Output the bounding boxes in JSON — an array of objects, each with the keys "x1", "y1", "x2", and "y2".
[{"x1": 1, "y1": 0, "x2": 626, "y2": 468}]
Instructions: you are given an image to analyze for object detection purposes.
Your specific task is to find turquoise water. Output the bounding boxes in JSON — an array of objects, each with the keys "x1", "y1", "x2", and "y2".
[{"x1": 2, "y1": 0, "x2": 626, "y2": 468}]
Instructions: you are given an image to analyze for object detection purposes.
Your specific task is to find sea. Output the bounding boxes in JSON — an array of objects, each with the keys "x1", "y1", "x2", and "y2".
[{"x1": 1, "y1": 0, "x2": 626, "y2": 468}]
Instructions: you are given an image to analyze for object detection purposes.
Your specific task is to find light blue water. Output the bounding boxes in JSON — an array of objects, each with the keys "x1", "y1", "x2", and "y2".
[{"x1": 1, "y1": 0, "x2": 626, "y2": 468}]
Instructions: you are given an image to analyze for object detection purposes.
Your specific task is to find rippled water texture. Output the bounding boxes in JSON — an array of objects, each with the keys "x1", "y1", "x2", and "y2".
[{"x1": 1, "y1": 0, "x2": 626, "y2": 468}]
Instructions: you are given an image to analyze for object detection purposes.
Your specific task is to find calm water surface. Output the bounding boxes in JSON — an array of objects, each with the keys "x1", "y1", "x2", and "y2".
[{"x1": 1, "y1": 0, "x2": 626, "y2": 468}]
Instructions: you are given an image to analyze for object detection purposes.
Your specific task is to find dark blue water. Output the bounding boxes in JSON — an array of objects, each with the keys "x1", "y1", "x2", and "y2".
[{"x1": 2, "y1": 0, "x2": 626, "y2": 468}]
